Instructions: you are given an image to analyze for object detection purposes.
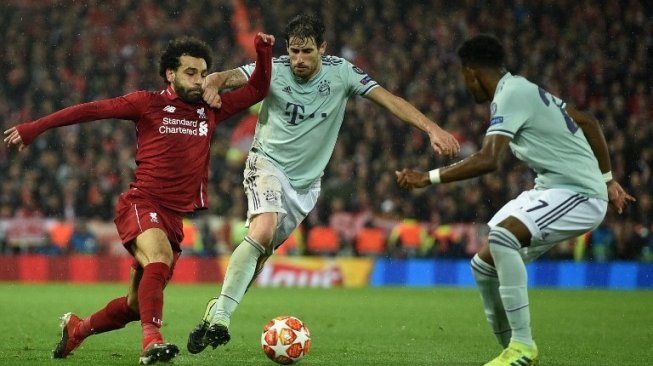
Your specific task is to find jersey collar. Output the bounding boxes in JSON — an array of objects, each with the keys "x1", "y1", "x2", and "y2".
[
  {"x1": 495, "y1": 72, "x2": 512, "y2": 97},
  {"x1": 164, "y1": 85, "x2": 180, "y2": 100}
]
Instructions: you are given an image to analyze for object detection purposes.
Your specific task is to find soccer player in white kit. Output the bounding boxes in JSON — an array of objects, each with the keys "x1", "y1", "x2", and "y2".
[
  {"x1": 186, "y1": 14, "x2": 460, "y2": 354},
  {"x1": 396, "y1": 34, "x2": 635, "y2": 366}
]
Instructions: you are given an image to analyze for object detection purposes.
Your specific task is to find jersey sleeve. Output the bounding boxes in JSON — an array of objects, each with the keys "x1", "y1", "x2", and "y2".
[
  {"x1": 16, "y1": 91, "x2": 148, "y2": 145},
  {"x1": 486, "y1": 87, "x2": 531, "y2": 139},
  {"x1": 217, "y1": 36, "x2": 272, "y2": 119},
  {"x1": 341, "y1": 59, "x2": 379, "y2": 97},
  {"x1": 238, "y1": 61, "x2": 257, "y2": 80}
]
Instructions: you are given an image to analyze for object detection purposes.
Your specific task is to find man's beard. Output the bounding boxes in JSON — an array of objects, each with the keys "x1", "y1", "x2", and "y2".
[{"x1": 174, "y1": 81, "x2": 203, "y2": 104}]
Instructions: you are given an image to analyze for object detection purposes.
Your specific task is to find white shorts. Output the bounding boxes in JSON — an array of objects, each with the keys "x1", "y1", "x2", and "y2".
[
  {"x1": 243, "y1": 154, "x2": 321, "y2": 248},
  {"x1": 488, "y1": 188, "x2": 607, "y2": 263}
]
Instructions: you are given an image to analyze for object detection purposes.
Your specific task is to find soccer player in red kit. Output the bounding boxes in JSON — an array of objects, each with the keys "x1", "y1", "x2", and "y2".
[{"x1": 4, "y1": 33, "x2": 273, "y2": 364}]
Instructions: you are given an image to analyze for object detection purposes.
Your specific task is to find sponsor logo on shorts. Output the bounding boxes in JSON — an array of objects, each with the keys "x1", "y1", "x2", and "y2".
[{"x1": 264, "y1": 190, "x2": 281, "y2": 204}]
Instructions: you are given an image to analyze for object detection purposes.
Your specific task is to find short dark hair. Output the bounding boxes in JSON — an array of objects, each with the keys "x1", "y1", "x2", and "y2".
[
  {"x1": 159, "y1": 37, "x2": 213, "y2": 84},
  {"x1": 457, "y1": 34, "x2": 505, "y2": 68},
  {"x1": 284, "y1": 14, "x2": 325, "y2": 47}
]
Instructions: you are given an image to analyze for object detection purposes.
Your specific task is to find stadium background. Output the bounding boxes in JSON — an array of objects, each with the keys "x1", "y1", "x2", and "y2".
[{"x1": 1, "y1": 0, "x2": 652, "y2": 288}]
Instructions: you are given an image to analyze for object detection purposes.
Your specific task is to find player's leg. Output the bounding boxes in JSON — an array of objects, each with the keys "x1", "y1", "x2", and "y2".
[
  {"x1": 484, "y1": 189, "x2": 606, "y2": 365},
  {"x1": 490, "y1": 218, "x2": 534, "y2": 343},
  {"x1": 194, "y1": 213, "x2": 275, "y2": 350},
  {"x1": 188, "y1": 155, "x2": 283, "y2": 354},
  {"x1": 188, "y1": 155, "x2": 319, "y2": 354},
  {"x1": 212, "y1": 212, "x2": 275, "y2": 323},
  {"x1": 483, "y1": 217, "x2": 540, "y2": 366},
  {"x1": 131, "y1": 228, "x2": 179, "y2": 364},
  {"x1": 472, "y1": 193, "x2": 527, "y2": 350},
  {"x1": 470, "y1": 245, "x2": 511, "y2": 348},
  {"x1": 52, "y1": 268, "x2": 141, "y2": 359}
]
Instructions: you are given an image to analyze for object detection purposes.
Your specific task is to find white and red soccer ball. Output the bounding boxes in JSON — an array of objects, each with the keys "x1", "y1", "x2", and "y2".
[{"x1": 261, "y1": 315, "x2": 311, "y2": 364}]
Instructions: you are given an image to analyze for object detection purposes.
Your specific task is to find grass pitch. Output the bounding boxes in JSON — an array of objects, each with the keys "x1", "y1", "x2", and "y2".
[{"x1": 0, "y1": 283, "x2": 651, "y2": 365}]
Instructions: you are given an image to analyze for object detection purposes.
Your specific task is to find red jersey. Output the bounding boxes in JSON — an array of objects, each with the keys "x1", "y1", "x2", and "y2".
[{"x1": 17, "y1": 36, "x2": 272, "y2": 213}]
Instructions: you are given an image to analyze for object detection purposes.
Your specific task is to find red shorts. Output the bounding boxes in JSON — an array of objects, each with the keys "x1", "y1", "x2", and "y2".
[{"x1": 114, "y1": 188, "x2": 184, "y2": 255}]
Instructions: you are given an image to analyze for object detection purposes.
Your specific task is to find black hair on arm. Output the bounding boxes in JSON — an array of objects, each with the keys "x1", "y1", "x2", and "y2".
[{"x1": 159, "y1": 36, "x2": 213, "y2": 84}]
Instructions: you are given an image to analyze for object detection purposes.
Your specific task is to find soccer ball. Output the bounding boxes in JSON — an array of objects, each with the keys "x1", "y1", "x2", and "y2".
[{"x1": 261, "y1": 315, "x2": 311, "y2": 364}]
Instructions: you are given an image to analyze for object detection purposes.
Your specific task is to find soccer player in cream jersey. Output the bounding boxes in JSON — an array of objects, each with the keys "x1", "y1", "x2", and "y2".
[
  {"x1": 396, "y1": 34, "x2": 635, "y2": 365},
  {"x1": 187, "y1": 14, "x2": 460, "y2": 353}
]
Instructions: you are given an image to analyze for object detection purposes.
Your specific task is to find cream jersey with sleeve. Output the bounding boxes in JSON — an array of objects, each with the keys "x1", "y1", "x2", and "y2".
[
  {"x1": 486, "y1": 73, "x2": 607, "y2": 201},
  {"x1": 239, "y1": 55, "x2": 379, "y2": 189}
]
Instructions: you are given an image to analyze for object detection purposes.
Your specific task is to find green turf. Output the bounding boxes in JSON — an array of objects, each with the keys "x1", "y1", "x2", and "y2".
[{"x1": 0, "y1": 283, "x2": 651, "y2": 365}]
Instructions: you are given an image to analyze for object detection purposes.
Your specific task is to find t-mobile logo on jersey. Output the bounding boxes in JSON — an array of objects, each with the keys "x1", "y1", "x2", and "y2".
[{"x1": 284, "y1": 102, "x2": 328, "y2": 125}]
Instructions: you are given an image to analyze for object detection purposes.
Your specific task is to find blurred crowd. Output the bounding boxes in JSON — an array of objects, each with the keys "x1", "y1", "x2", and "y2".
[{"x1": 1, "y1": 0, "x2": 651, "y2": 261}]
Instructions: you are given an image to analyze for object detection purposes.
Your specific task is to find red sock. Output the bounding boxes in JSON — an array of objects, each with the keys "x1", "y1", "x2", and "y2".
[
  {"x1": 76, "y1": 296, "x2": 140, "y2": 339},
  {"x1": 138, "y1": 262, "x2": 170, "y2": 349}
]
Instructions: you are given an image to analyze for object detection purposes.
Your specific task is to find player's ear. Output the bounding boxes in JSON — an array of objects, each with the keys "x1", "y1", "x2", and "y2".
[
  {"x1": 318, "y1": 41, "x2": 326, "y2": 56},
  {"x1": 166, "y1": 69, "x2": 176, "y2": 83}
]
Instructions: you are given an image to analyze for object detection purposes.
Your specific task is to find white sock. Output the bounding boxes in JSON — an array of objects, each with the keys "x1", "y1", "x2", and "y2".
[
  {"x1": 488, "y1": 227, "x2": 533, "y2": 346},
  {"x1": 471, "y1": 254, "x2": 511, "y2": 348},
  {"x1": 211, "y1": 236, "x2": 265, "y2": 323}
]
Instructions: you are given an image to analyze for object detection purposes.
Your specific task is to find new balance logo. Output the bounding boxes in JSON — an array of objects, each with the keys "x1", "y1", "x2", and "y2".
[
  {"x1": 282, "y1": 86, "x2": 292, "y2": 94},
  {"x1": 163, "y1": 105, "x2": 176, "y2": 113},
  {"x1": 149, "y1": 212, "x2": 159, "y2": 223}
]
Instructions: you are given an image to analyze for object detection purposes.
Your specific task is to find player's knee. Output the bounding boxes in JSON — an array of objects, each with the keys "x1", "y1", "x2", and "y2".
[
  {"x1": 251, "y1": 232, "x2": 275, "y2": 248},
  {"x1": 488, "y1": 227, "x2": 522, "y2": 252},
  {"x1": 126, "y1": 293, "x2": 139, "y2": 312},
  {"x1": 248, "y1": 213, "x2": 278, "y2": 247},
  {"x1": 248, "y1": 225, "x2": 276, "y2": 248},
  {"x1": 476, "y1": 244, "x2": 494, "y2": 265}
]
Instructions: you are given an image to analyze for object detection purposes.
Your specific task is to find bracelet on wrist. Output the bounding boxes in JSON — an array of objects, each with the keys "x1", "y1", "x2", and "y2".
[
  {"x1": 429, "y1": 169, "x2": 441, "y2": 184},
  {"x1": 602, "y1": 171, "x2": 613, "y2": 183}
]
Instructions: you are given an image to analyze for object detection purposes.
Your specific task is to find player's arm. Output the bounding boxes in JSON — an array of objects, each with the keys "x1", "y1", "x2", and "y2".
[
  {"x1": 566, "y1": 105, "x2": 635, "y2": 213},
  {"x1": 4, "y1": 94, "x2": 143, "y2": 151},
  {"x1": 395, "y1": 134, "x2": 511, "y2": 189},
  {"x1": 202, "y1": 66, "x2": 249, "y2": 109},
  {"x1": 566, "y1": 105, "x2": 611, "y2": 175},
  {"x1": 364, "y1": 86, "x2": 460, "y2": 157},
  {"x1": 215, "y1": 33, "x2": 273, "y2": 116}
]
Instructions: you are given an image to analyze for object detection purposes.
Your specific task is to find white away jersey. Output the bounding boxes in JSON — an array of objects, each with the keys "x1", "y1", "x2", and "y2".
[
  {"x1": 239, "y1": 55, "x2": 379, "y2": 188},
  {"x1": 486, "y1": 73, "x2": 607, "y2": 201}
]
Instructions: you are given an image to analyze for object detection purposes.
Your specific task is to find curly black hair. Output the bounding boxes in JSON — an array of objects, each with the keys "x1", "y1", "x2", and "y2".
[
  {"x1": 457, "y1": 34, "x2": 505, "y2": 68},
  {"x1": 284, "y1": 14, "x2": 326, "y2": 47},
  {"x1": 159, "y1": 36, "x2": 213, "y2": 84}
]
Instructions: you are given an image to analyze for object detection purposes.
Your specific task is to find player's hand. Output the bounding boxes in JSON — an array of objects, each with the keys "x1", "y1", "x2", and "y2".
[
  {"x1": 607, "y1": 180, "x2": 636, "y2": 214},
  {"x1": 3, "y1": 127, "x2": 27, "y2": 151},
  {"x1": 202, "y1": 79, "x2": 222, "y2": 109},
  {"x1": 256, "y1": 32, "x2": 275, "y2": 46},
  {"x1": 395, "y1": 168, "x2": 430, "y2": 189},
  {"x1": 426, "y1": 125, "x2": 459, "y2": 158}
]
